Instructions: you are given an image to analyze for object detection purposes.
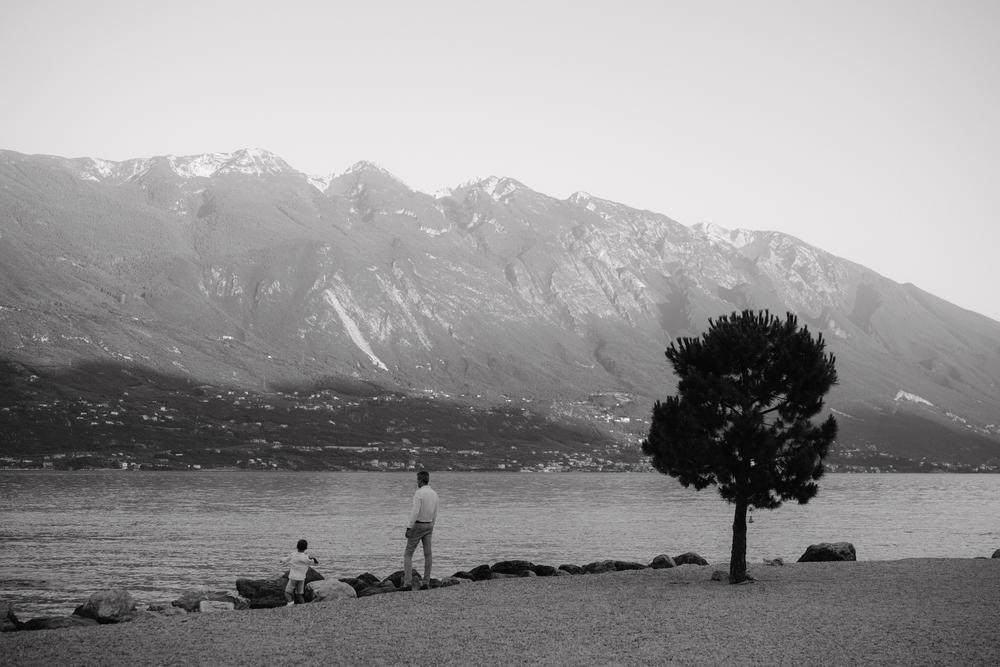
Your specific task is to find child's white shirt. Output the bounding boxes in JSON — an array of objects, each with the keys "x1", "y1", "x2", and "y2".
[{"x1": 284, "y1": 550, "x2": 313, "y2": 581}]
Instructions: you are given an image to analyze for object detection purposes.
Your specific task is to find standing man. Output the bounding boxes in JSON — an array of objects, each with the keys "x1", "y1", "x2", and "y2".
[{"x1": 403, "y1": 470, "x2": 439, "y2": 591}]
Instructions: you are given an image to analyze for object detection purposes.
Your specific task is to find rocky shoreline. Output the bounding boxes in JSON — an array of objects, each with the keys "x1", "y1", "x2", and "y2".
[
  {"x1": 4, "y1": 557, "x2": 1000, "y2": 666},
  {"x1": 7, "y1": 542, "x2": 997, "y2": 633}
]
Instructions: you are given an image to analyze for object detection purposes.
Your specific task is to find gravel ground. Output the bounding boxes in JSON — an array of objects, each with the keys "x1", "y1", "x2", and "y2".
[{"x1": 3, "y1": 558, "x2": 999, "y2": 666}]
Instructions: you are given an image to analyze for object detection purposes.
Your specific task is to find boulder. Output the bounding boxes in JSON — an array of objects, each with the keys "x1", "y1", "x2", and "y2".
[
  {"x1": 558, "y1": 564, "x2": 583, "y2": 575},
  {"x1": 236, "y1": 577, "x2": 287, "y2": 608},
  {"x1": 437, "y1": 577, "x2": 468, "y2": 587},
  {"x1": 452, "y1": 571, "x2": 475, "y2": 580},
  {"x1": 339, "y1": 577, "x2": 381, "y2": 596},
  {"x1": 384, "y1": 571, "x2": 422, "y2": 589},
  {"x1": 650, "y1": 554, "x2": 676, "y2": 569},
  {"x1": 358, "y1": 581, "x2": 397, "y2": 597},
  {"x1": 491, "y1": 560, "x2": 535, "y2": 575},
  {"x1": 763, "y1": 558, "x2": 785, "y2": 566},
  {"x1": 198, "y1": 600, "x2": 235, "y2": 613},
  {"x1": 711, "y1": 570, "x2": 728, "y2": 581},
  {"x1": 309, "y1": 580, "x2": 357, "y2": 602},
  {"x1": 532, "y1": 565, "x2": 558, "y2": 577},
  {"x1": 297, "y1": 567, "x2": 326, "y2": 585},
  {"x1": 469, "y1": 564, "x2": 493, "y2": 581},
  {"x1": 1, "y1": 601, "x2": 19, "y2": 632},
  {"x1": 674, "y1": 552, "x2": 709, "y2": 566},
  {"x1": 20, "y1": 616, "x2": 99, "y2": 631},
  {"x1": 992, "y1": 549, "x2": 1000, "y2": 559},
  {"x1": 797, "y1": 542, "x2": 857, "y2": 562},
  {"x1": 583, "y1": 560, "x2": 616, "y2": 574},
  {"x1": 610, "y1": 560, "x2": 647, "y2": 571},
  {"x1": 73, "y1": 589, "x2": 137, "y2": 624},
  {"x1": 356, "y1": 572, "x2": 380, "y2": 586}
]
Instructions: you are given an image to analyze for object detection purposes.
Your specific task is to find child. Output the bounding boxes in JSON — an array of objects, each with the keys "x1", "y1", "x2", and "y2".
[{"x1": 282, "y1": 538, "x2": 319, "y2": 605}]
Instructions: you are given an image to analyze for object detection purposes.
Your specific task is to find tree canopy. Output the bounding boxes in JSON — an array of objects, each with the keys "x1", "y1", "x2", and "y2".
[{"x1": 642, "y1": 310, "x2": 838, "y2": 582}]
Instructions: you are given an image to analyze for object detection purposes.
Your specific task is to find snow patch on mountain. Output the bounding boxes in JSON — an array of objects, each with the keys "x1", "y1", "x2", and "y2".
[
  {"x1": 79, "y1": 158, "x2": 116, "y2": 181},
  {"x1": 308, "y1": 174, "x2": 333, "y2": 191},
  {"x1": 895, "y1": 390, "x2": 933, "y2": 407},
  {"x1": 322, "y1": 289, "x2": 388, "y2": 371},
  {"x1": 169, "y1": 153, "x2": 231, "y2": 178},
  {"x1": 345, "y1": 160, "x2": 390, "y2": 175},
  {"x1": 341, "y1": 161, "x2": 410, "y2": 189},
  {"x1": 157, "y1": 148, "x2": 290, "y2": 178},
  {"x1": 693, "y1": 222, "x2": 755, "y2": 248},
  {"x1": 458, "y1": 176, "x2": 526, "y2": 202},
  {"x1": 217, "y1": 148, "x2": 289, "y2": 176}
]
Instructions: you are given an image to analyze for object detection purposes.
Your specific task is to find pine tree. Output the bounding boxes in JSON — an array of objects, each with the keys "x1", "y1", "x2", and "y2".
[{"x1": 642, "y1": 310, "x2": 838, "y2": 583}]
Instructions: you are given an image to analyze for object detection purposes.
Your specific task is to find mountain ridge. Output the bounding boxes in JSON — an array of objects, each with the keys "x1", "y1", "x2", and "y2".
[{"x1": 1, "y1": 147, "x2": 998, "y2": 471}]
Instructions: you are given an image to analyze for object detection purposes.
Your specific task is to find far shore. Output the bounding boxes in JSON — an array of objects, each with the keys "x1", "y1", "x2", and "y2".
[{"x1": 4, "y1": 558, "x2": 998, "y2": 666}]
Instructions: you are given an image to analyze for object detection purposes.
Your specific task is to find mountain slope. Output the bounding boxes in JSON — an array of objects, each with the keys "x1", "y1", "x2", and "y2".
[{"x1": 1, "y1": 148, "x2": 998, "y2": 470}]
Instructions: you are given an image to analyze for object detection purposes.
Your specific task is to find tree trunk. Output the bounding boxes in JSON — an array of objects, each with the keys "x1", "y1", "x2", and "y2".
[{"x1": 729, "y1": 499, "x2": 749, "y2": 584}]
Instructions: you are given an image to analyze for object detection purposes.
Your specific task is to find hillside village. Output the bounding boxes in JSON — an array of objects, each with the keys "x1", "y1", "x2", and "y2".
[
  {"x1": 0, "y1": 382, "x2": 646, "y2": 472},
  {"x1": 2, "y1": 380, "x2": 994, "y2": 473}
]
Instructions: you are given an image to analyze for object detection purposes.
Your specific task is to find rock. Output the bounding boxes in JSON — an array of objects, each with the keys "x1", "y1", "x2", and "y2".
[
  {"x1": 992, "y1": 549, "x2": 1000, "y2": 559},
  {"x1": 553, "y1": 568, "x2": 571, "y2": 576},
  {"x1": 674, "y1": 552, "x2": 709, "y2": 566},
  {"x1": 491, "y1": 560, "x2": 535, "y2": 575},
  {"x1": 338, "y1": 578, "x2": 367, "y2": 593},
  {"x1": 437, "y1": 577, "x2": 468, "y2": 587},
  {"x1": 469, "y1": 564, "x2": 493, "y2": 581},
  {"x1": 711, "y1": 570, "x2": 728, "y2": 581},
  {"x1": 198, "y1": 600, "x2": 235, "y2": 613},
  {"x1": 763, "y1": 558, "x2": 784, "y2": 566},
  {"x1": 519, "y1": 570, "x2": 537, "y2": 577},
  {"x1": 384, "y1": 571, "x2": 421, "y2": 589},
  {"x1": 650, "y1": 554, "x2": 676, "y2": 569},
  {"x1": 532, "y1": 565, "x2": 558, "y2": 577},
  {"x1": 309, "y1": 580, "x2": 357, "y2": 602},
  {"x1": 558, "y1": 564, "x2": 583, "y2": 575},
  {"x1": 356, "y1": 572, "x2": 380, "y2": 586},
  {"x1": 490, "y1": 573, "x2": 520, "y2": 579},
  {"x1": 1, "y1": 601, "x2": 19, "y2": 632},
  {"x1": 583, "y1": 560, "x2": 616, "y2": 574},
  {"x1": 19, "y1": 616, "x2": 99, "y2": 631},
  {"x1": 797, "y1": 542, "x2": 857, "y2": 562},
  {"x1": 358, "y1": 581, "x2": 397, "y2": 597},
  {"x1": 452, "y1": 571, "x2": 475, "y2": 580},
  {"x1": 73, "y1": 589, "x2": 137, "y2": 624},
  {"x1": 302, "y1": 567, "x2": 326, "y2": 585},
  {"x1": 172, "y1": 589, "x2": 243, "y2": 612},
  {"x1": 581, "y1": 559, "x2": 646, "y2": 574},
  {"x1": 610, "y1": 560, "x2": 647, "y2": 571}
]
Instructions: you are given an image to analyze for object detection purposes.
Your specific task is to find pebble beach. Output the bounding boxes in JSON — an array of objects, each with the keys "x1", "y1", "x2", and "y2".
[{"x1": 4, "y1": 558, "x2": 999, "y2": 666}]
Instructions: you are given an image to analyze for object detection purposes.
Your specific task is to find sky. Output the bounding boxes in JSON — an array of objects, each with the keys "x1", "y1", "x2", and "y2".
[{"x1": 3, "y1": 0, "x2": 999, "y2": 321}]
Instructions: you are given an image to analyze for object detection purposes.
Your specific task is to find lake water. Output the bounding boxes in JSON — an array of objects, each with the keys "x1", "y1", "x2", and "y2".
[{"x1": 1, "y1": 471, "x2": 998, "y2": 617}]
